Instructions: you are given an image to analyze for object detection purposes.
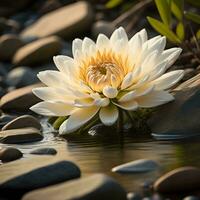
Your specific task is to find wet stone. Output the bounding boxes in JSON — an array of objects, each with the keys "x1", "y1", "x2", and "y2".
[
  {"x1": 0, "y1": 128, "x2": 43, "y2": 144},
  {"x1": 22, "y1": 174, "x2": 127, "y2": 200},
  {"x1": 30, "y1": 148, "x2": 57, "y2": 155},
  {"x1": 154, "y1": 167, "x2": 200, "y2": 193},
  {"x1": 0, "y1": 34, "x2": 24, "y2": 61},
  {"x1": 151, "y1": 193, "x2": 163, "y2": 200},
  {"x1": 0, "y1": 157, "x2": 81, "y2": 199},
  {"x1": 0, "y1": 114, "x2": 16, "y2": 128},
  {"x1": 112, "y1": 159, "x2": 159, "y2": 173},
  {"x1": 6, "y1": 66, "x2": 37, "y2": 88},
  {"x1": 0, "y1": 84, "x2": 42, "y2": 112},
  {"x1": 0, "y1": 63, "x2": 7, "y2": 77},
  {"x1": 127, "y1": 192, "x2": 142, "y2": 200},
  {"x1": 149, "y1": 84, "x2": 200, "y2": 140},
  {"x1": 141, "y1": 180, "x2": 154, "y2": 190},
  {"x1": 2, "y1": 115, "x2": 41, "y2": 131},
  {"x1": 21, "y1": 1, "x2": 94, "y2": 39},
  {"x1": 0, "y1": 0, "x2": 33, "y2": 17},
  {"x1": 183, "y1": 196, "x2": 200, "y2": 200},
  {"x1": 183, "y1": 68, "x2": 196, "y2": 82},
  {"x1": 0, "y1": 147, "x2": 23, "y2": 163},
  {"x1": 12, "y1": 36, "x2": 62, "y2": 66},
  {"x1": 92, "y1": 20, "x2": 115, "y2": 38},
  {"x1": 88, "y1": 123, "x2": 116, "y2": 136}
]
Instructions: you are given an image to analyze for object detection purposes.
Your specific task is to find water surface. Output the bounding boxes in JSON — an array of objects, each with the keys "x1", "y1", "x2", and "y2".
[{"x1": 4, "y1": 119, "x2": 200, "y2": 197}]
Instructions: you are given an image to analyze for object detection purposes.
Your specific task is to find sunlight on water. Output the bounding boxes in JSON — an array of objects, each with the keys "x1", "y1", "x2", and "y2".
[{"x1": 2, "y1": 118, "x2": 200, "y2": 194}]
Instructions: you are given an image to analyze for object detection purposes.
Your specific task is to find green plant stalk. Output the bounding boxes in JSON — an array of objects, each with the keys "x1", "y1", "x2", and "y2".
[
  {"x1": 78, "y1": 116, "x2": 100, "y2": 134},
  {"x1": 124, "y1": 110, "x2": 135, "y2": 124},
  {"x1": 48, "y1": 116, "x2": 58, "y2": 124},
  {"x1": 188, "y1": 23, "x2": 200, "y2": 51},
  {"x1": 117, "y1": 108, "x2": 124, "y2": 138},
  {"x1": 181, "y1": 41, "x2": 200, "y2": 63},
  {"x1": 53, "y1": 116, "x2": 68, "y2": 130}
]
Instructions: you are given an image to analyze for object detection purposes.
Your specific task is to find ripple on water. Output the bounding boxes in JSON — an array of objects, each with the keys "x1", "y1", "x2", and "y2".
[{"x1": 2, "y1": 118, "x2": 200, "y2": 195}]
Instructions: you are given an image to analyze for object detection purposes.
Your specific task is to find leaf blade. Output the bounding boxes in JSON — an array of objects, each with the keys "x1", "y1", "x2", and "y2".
[
  {"x1": 155, "y1": 0, "x2": 171, "y2": 26},
  {"x1": 176, "y1": 22, "x2": 185, "y2": 41},
  {"x1": 186, "y1": 0, "x2": 200, "y2": 7},
  {"x1": 147, "y1": 16, "x2": 181, "y2": 43},
  {"x1": 185, "y1": 11, "x2": 200, "y2": 24},
  {"x1": 171, "y1": 0, "x2": 184, "y2": 21}
]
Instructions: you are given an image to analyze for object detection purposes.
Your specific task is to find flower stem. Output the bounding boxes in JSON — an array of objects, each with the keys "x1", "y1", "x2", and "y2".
[
  {"x1": 53, "y1": 116, "x2": 68, "y2": 130},
  {"x1": 124, "y1": 110, "x2": 135, "y2": 124},
  {"x1": 79, "y1": 116, "x2": 100, "y2": 134},
  {"x1": 117, "y1": 108, "x2": 124, "y2": 138}
]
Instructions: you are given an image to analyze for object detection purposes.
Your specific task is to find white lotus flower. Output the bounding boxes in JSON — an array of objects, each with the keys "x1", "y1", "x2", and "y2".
[{"x1": 30, "y1": 27, "x2": 184, "y2": 135}]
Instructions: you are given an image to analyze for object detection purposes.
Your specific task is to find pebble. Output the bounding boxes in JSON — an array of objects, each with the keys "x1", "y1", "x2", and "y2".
[
  {"x1": 0, "y1": 34, "x2": 24, "y2": 61},
  {"x1": 0, "y1": 17, "x2": 19, "y2": 33},
  {"x1": 0, "y1": 157, "x2": 81, "y2": 199},
  {"x1": 92, "y1": 20, "x2": 115, "y2": 38},
  {"x1": 183, "y1": 68, "x2": 196, "y2": 82},
  {"x1": 141, "y1": 180, "x2": 154, "y2": 190},
  {"x1": 0, "y1": 0, "x2": 33, "y2": 17},
  {"x1": 0, "y1": 128, "x2": 43, "y2": 144},
  {"x1": 2, "y1": 114, "x2": 41, "y2": 131},
  {"x1": 0, "y1": 63, "x2": 7, "y2": 77},
  {"x1": 22, "y1": 174, "x2": 127, "y2": 200},
  {"x1": 30, "y1": 148, "x2": 57, "y2": 155},
  {"x1": 0, "y1": 83, "x2": 42, "y2": 112},
  {"x1": 6, "y1": 66, "x2": 37, "y2": 88},
  {"x1": 0, "y1": 147, "x2": 23, "y2": 163},
  {"x1": 151, "y1": 193, "x2": 163, "y2": 200},
  {"x1": 12, "y1": 36, "x2": 62, "y2": 66},
  {"x1": 112, "y1": 159, "x2": 159, "y2": 173},
  {"x1": 175, "y1": 72, "x2": 200, "y2": 90},
  {"x1": 37, "y1": 0, "x2": 62, "y2": 15},
  {"x1": 154, "y1": 167, "x2": 200, "y2": 193},
  {"x1": 183, "y1": 196, "x2": 200, "y2": 200},
  {"x1": 0, "y1": 114, "x2": 16, "y2": 128},
  {"x1": 127, "y1": 192, "x2": 142, "y2": 200},
  {"x1": 88, "y1": 123, "x2": 116, "y2": 136},
  {"x1": 21, "y1": 1, "x2": 94, "y2": 39},
  {"x1": 149, "y1": 85, "x2": 200, "y2": 140}
]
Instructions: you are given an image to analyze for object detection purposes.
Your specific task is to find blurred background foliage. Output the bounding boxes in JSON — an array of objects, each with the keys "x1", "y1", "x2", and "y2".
[
  {"x1": 0, "y1": 0, "x2": 199, "y2": 95},
  {"x1": 147, "y1": 0, "x2": 200, "y2": 63}
]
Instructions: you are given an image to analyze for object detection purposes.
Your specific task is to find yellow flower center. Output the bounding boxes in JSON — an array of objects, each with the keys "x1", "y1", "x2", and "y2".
[{"x1": 79, "y1": 51, "x2": 130, "y2": 92}]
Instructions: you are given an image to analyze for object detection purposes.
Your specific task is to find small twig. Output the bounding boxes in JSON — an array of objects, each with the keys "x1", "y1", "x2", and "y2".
[
  {"x1": 181, "y1": 41, "x2": 200, "y2": 64},
  {"x1": 188, "y1": 23, "x2": 200, "y2": 51},
  {"x1": 124, "y1": 110, "x2": 135, "y2": 124},
  {"x1": 117, "y1": 108, "x2": 125, "y2": 146},
  {"x1": 117, "y1": 108, "x2": 124, "y2": 135},
  {"x1": 112, "y1": 0, "x2": 152, "y2": 27}
]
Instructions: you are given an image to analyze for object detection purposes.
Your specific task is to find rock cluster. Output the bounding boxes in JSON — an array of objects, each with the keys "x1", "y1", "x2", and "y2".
[{"x1": 0, "y1": 0, "x2": 200, "y2": 199}]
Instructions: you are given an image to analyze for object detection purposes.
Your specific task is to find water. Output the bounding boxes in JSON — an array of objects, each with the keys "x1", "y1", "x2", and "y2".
[{"x1": 3, "y1": 119, "x2": 200, "y2": 196}]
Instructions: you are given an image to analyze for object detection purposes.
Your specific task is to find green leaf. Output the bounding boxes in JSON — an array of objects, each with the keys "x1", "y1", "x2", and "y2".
[
  {"x1": 106, "y1": 0, "x2": 123, "y2": 9},
  {"x1": 196, "y1": 29, "x2": 200, "y2": 39},
  {"x1": 171, "y1": 0, "x2": 184, "y2": 21},
  {"x1": 176, "y1": 22, "x2": 185, "y2": 40},
  {"x1": 155, "y1": 0, "x2": 171, "y2": 26},
  {"x1": 147, "y1": 16, "x2": 181, "y2": 43},
  {"x1": 185, "y1": 11, "x2": 200, "y2": 24},
  {"x1": 186, "y1": 0, "x2": 200, "y2": 7}
]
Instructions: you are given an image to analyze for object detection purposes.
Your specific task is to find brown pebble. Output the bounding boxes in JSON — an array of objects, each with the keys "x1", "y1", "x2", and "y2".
[
  {"x1": 2, "y1": 115, "x2": 41, "y2": 131},
  {"x1": 154, "y1": 167, "x2": 200, "y2": 193},
  {"x1": 0, "y1": 147, "x2": 23, "y2": 163}
]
